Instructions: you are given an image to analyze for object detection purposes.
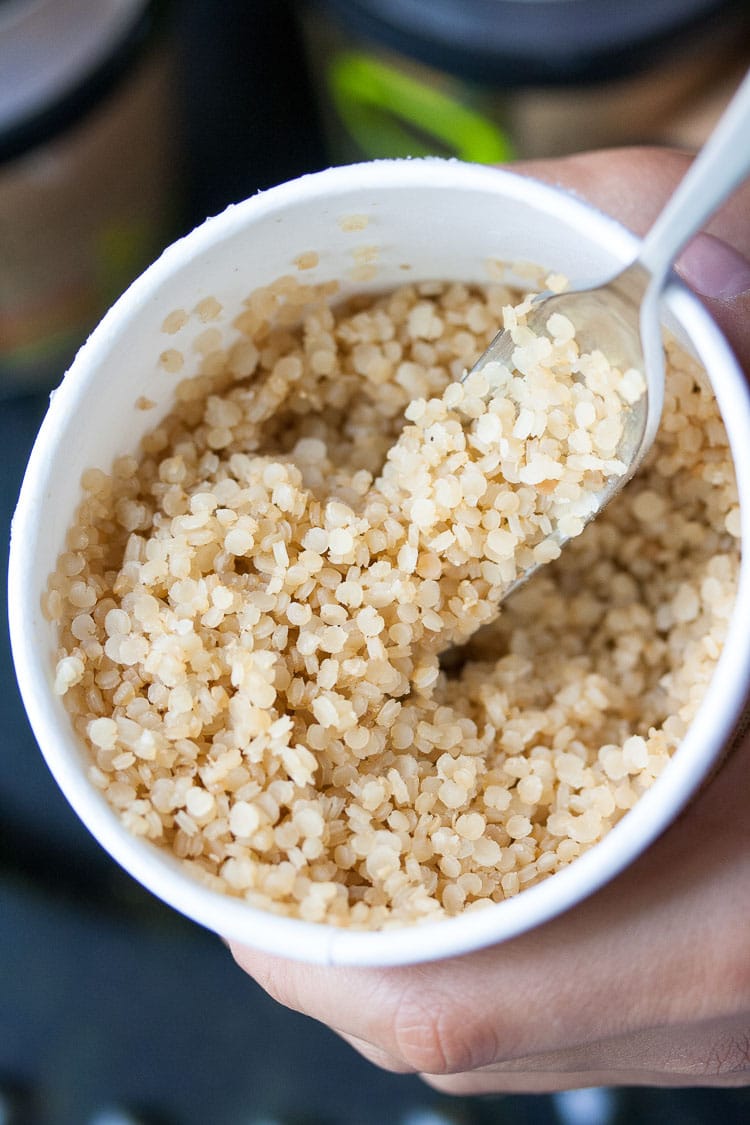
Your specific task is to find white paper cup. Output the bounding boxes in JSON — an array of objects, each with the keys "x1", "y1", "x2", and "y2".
[{"x1": 9, "y1": 159, "x2": 750, "y2": 965}]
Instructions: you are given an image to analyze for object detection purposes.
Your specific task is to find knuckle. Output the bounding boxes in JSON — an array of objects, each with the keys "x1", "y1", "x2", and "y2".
[
  {"x1": 389, "y1": 981, "x2": 496, "y2": 1075},
  {"x1": 700, "y1": 1028, "x2": 750, "y2": 1081}
]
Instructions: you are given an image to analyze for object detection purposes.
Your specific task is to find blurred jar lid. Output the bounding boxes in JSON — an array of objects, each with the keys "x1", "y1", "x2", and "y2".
[
  {"x1": 312, "y1": 0, "x2": 749, "y2": 82},
  {"x1": 0, "y1": 0, "x2": 156, "y2": 156}
]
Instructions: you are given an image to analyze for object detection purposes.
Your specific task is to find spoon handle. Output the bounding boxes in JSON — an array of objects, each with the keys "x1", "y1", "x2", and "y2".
[{"x1": 638, "y1": 67, "x2": 750, "y2": 286}]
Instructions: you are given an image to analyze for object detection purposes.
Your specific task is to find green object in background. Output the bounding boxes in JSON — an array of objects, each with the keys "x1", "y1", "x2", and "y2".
[{"x1": 328, "y1": 50, "x2": 513, "y2": 162}]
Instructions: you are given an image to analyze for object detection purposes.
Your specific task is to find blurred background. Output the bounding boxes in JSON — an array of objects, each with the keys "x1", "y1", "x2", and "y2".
[{"x1": 1, "y1": 2, "x2": 749, "y2": 1122}]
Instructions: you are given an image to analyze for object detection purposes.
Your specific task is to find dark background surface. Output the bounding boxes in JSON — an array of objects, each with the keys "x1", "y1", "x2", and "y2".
[{"x1": 2, "y1": 3, "x2": 750, "y2": 1122}]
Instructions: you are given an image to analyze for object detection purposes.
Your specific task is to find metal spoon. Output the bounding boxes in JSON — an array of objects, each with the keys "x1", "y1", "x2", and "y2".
[{"x1": 468, "y1": 68, "x2": 750, "y2": 585}]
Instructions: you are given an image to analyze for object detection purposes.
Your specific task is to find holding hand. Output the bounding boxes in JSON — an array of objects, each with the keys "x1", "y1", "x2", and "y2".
[{"x1": 230, "y1": 148, "x2": 750, "y2": 1093}]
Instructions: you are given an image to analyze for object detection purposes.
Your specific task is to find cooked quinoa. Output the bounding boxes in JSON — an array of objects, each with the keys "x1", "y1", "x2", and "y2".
[{"x1": 46, "y1": 276, "x2": 740, "y2": 928}]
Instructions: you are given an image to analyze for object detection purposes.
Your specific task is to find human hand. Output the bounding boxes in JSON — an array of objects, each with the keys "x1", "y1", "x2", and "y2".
[
  {"x1": 229, "y1": 148, "x2": 750, "y2": 1093},
  {"x1": 521, "y1": 147, "x2": 750, "y2": 372}
]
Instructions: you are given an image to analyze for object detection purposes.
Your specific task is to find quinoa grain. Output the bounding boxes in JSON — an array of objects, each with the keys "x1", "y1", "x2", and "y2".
[{"x1": 49, "y1": 276, "x2": 740, "y2": 927}]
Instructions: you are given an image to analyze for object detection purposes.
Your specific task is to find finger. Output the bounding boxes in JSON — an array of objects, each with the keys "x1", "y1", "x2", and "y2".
[
  {"x1": 229, "y1": 941, "x2": 510, "y2": 1073},
  {"x1": 422, "y1": 1013, "x2": 750, "y2": 1094},
  {"x1": 424, "y1": 1064, "x2": 750, "y2": 1095},
  {"x1": 424, "y1": 1070, "x2": 687, "y2": 1095},
  {"x1": 678, "y1": 232, "x2": 750, "y2": 301},
  {"x1": 512, "y1": 147, "x2": 695, "y2": 238},
  {"x1": 336, "y1": 1030, "x2": 414, "y2": 1074},
  {"x1": 512, "y1": 146, "x2": 750, "y2": 371},
  {"x1": 674, "y1": 233, "x2": 750, "y2": 374},
  {"x1": 512, "y1": 146, "x2": 750, "y2": 254},
  {"x1": 229, "y1": 944, "x2": 420, "y2": 1064}
]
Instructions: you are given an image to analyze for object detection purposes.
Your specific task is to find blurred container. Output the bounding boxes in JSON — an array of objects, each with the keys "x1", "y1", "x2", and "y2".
[
  {"x1": 0, "y1": 0, "x2": 181, "y2": 397},
  {"x1": 177, "y1": 0, "x2": 328, "y2": 220},
  {"x1": 298, "y1": 0, "x2": 750, "y2": 164}
]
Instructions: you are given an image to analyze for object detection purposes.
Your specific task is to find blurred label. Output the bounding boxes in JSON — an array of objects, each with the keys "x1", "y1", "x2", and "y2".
[
  {"x1": 327, "y1": 50, "x2": 513, "y2": 162},
  {"x1": 0, "y1": 40, "x2": 179, "y2": 395}
]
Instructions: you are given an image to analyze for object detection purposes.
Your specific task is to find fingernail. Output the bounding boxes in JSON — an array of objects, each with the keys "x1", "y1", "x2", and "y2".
[{"x1": 677, "y1": 232, "x2": 750, "y2": 300}]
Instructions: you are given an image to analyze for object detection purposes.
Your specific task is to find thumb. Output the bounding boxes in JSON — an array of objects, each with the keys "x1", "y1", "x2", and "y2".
[
  {"x1": 676, "y1": 232, "x2": 750, "y2": 375},
  {"x1": 510, "y1": 149, "x2": 750, "y2": 377},
  {"x1": 678, "y1": 231, "x2": 750, "y2": 302}
]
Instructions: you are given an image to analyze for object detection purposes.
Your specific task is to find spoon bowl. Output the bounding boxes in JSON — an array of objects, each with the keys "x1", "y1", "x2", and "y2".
[{"x1": 466, "y1": 259, "x2": 656, "y2": 593}]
